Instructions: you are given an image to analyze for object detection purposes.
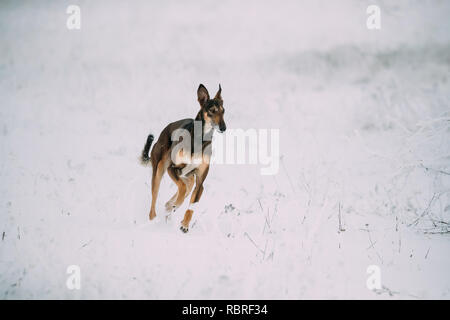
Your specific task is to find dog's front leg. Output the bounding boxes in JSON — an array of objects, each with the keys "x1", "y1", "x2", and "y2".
[{"x1": 180, "y1": 165, "x2": 209, "y2": 233}]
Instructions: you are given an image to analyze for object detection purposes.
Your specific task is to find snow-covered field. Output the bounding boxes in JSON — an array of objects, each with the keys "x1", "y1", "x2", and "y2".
[{"x1": 1, "y1": 0, "x2": 449, "y2": 299}]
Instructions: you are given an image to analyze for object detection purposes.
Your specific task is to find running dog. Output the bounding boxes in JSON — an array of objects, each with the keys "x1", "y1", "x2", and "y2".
[{"x1": 140, "y1": 84, "x2": 226, "y2": 233}]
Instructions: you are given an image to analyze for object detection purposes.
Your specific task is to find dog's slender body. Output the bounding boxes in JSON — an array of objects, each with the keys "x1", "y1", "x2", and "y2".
[{"x1": 141, "y1": 84, "x2": 226, "y2": 233}]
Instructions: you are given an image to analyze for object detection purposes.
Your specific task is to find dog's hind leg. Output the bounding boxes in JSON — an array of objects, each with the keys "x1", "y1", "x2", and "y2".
[
  {"x1": 166, "y1": 166, "x2": 187, "y2": 212},
  {"x1": 149, "y1": 157, "x2": 167, "y2": 220},
  {"x1": 183, "y1": 175, "x2": 195, "y2": 199},
  {"x1": 165, "y1": 190, "x2": 179, "y2": 213},
  {"x1": 165, "y1": 174, "x2": 194, "y2": 217}
]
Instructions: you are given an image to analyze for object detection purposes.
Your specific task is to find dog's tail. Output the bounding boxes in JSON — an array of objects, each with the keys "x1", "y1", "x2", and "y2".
[{"x1": 140, "y1": 134, "x2": 154, "y2": 166}]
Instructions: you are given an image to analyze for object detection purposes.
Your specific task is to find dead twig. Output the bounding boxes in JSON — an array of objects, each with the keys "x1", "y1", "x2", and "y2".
[
  {"x1": 423, "y1": 230, "x2": 450, "y2": 235},
  {"x1": 280, "y1": 156, "x2": 296, "y2": 194},
  {"x1": 244, "y1": 232, "x2": 264, "y2": 255},
  {"x1": 338, "y1": 203, "x2": 345, "y2": 232},
  {"x1": 425, "y1": 247, "x2": 431, "y2": 259},
  {"x1": 80, "y1": 239, "x2": 93, "y2": 249},
  {"x1": 408, "y1": 193, "x2": 437, "y2": 227},
  {"x1": 364, "y1": 228, "x2": 383, "y2": 264},
  {"x1": 420, "y1": 164, "x2": 450, "y2": 176}
]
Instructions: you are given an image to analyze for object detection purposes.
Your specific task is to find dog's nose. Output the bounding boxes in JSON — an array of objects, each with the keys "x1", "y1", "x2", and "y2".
[{"x1": 219, "y1": 123, "x2": 226, "y2": 132}]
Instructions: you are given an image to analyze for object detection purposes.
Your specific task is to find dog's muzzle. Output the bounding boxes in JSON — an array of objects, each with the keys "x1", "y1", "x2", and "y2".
[{"x1": 218, "y1": 123, "x2": 226, "y2": 133}]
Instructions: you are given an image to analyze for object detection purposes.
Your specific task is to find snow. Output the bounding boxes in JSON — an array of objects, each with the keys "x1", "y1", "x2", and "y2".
[{"x1": 0, "y1": 0, "x2": 449, "y2": 299}]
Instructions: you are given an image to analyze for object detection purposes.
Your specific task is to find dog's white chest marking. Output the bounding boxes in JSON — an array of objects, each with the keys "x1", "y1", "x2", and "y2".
[
  {"x1": 204, "y1": 122, "x2": 213, "y2": 135},
  {"x1": 179, "y1": 123, "x2": 213, "y2": 178}
]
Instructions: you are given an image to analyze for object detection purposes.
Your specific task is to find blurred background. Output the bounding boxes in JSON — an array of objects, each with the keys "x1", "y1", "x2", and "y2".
[{"x1": 0, "y1": 0, "x2": 449, "y2": 299}]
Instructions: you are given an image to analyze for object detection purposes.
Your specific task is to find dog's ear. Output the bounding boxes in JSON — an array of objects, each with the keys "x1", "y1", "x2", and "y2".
[
  {"x1": 197, "y1": 84, "x2": 210, "y2": 108},
  {"x1": 214, "y1": 84, "x2": 222, "y2": 100}
]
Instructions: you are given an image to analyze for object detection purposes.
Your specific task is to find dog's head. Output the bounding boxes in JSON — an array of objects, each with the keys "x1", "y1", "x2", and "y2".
[{"x1": 197, "y1": 84, "x2": 226, "y2": 133}]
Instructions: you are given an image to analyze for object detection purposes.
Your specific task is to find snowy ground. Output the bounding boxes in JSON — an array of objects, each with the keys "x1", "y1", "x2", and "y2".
[{"x1": 1, "y1": 0, "x2": 449, "y2": 299}]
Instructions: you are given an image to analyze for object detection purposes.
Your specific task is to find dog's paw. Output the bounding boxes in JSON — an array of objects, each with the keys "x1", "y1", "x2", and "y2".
[
  {"x1": 165, "y1": 201, "x2": 179, "y2": 213},
  {"x1": 180, "y1": 225, "x2": 189, "y2": 233}
]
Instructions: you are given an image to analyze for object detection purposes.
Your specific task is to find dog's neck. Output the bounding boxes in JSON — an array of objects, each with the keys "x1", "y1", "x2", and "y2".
[{"x1": 195, "y1": 110, "x2": 214, "y2": 140}]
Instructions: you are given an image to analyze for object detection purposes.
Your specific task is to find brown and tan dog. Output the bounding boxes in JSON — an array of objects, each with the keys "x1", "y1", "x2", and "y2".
[{"x1": 140, "y1": 84, "x2": 226, "y2": 233}]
